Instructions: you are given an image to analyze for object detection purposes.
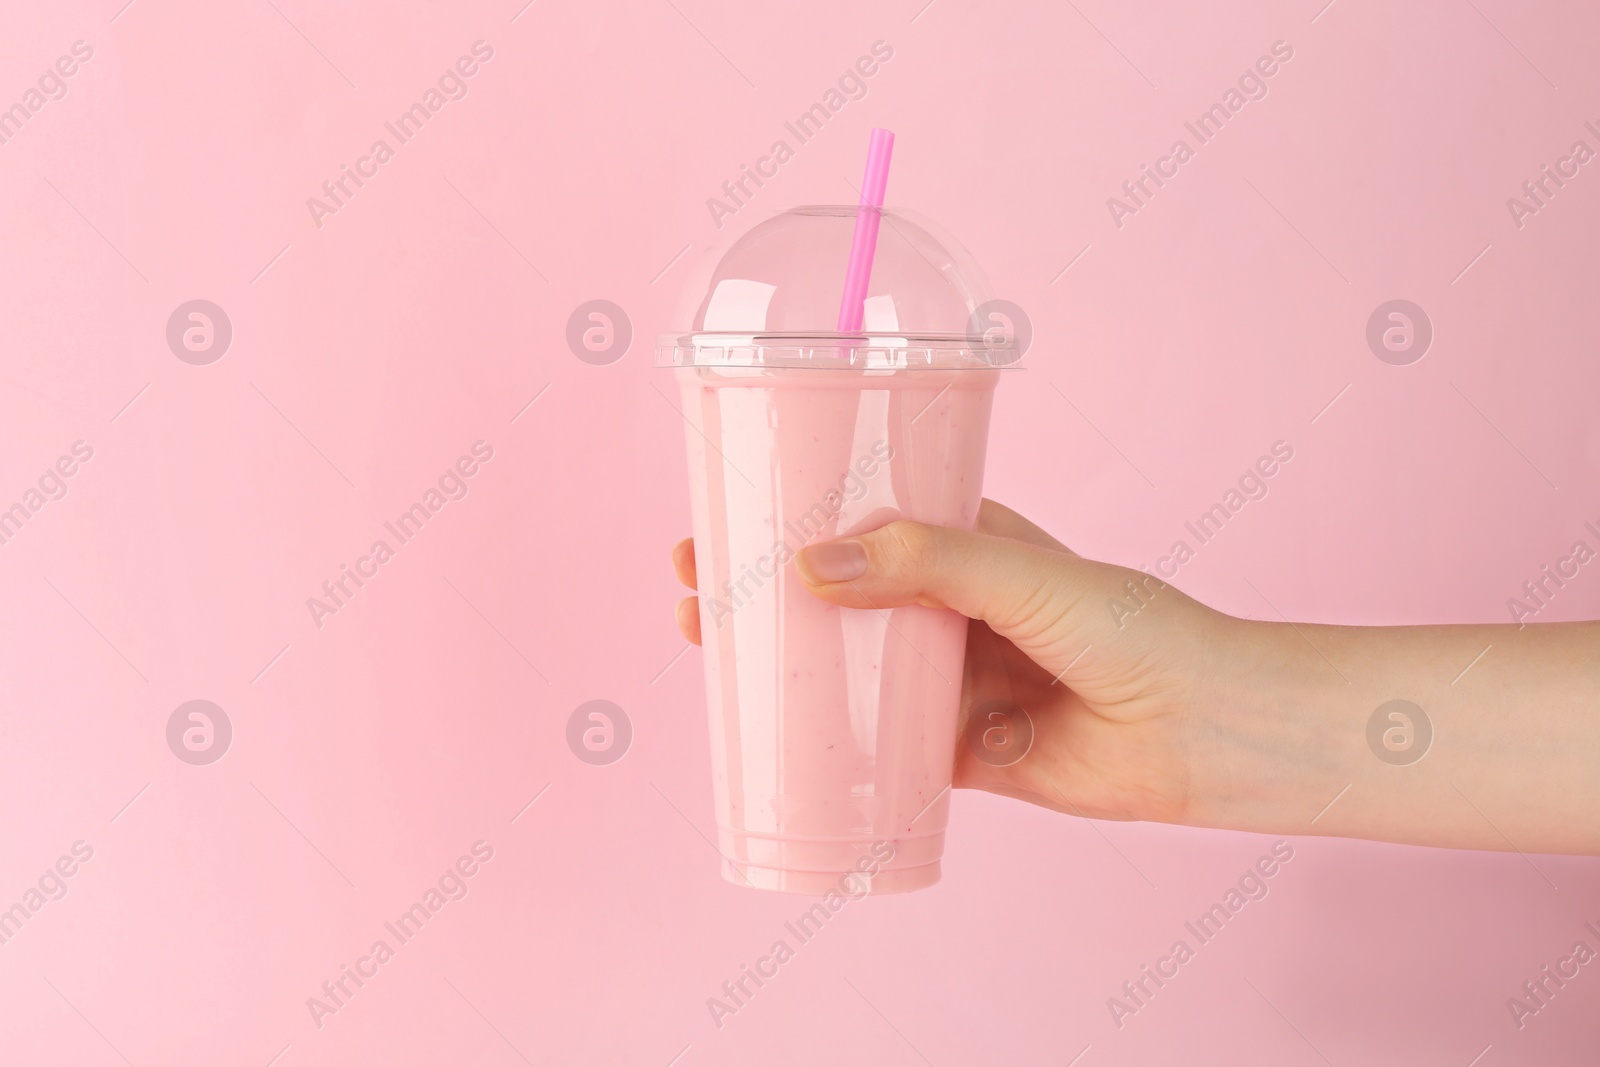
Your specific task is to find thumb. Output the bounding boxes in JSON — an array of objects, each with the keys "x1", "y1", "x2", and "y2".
[{"x1": 795, "y1": 520, "x2": 1153, "y2": 668}]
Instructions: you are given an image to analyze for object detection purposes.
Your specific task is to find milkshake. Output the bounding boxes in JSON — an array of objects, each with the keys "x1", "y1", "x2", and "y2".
[{"x1": 661, "y1": 202, "x2": 1010, "y2": 894}]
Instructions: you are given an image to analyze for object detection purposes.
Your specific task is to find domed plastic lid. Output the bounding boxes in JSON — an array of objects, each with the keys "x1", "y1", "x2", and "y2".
[{"x1": 657, "y1": 205, "x2": 1013, "y2": 369}]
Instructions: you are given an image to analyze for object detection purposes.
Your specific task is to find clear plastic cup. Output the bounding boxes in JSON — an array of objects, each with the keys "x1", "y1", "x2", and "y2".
[{"x1": 659, "y1": 206, "x2": 1013, "y2": 894}]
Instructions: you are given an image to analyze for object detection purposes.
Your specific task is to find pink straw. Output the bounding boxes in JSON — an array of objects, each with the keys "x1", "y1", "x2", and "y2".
[{"x1": 836, "y1": 128, "x2": 895, "y2": 333}]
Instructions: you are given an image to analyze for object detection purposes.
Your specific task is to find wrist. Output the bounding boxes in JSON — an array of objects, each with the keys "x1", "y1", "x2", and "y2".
[{"x1": 1175, "y1": 615, "x2": 1353, "y2": 835}]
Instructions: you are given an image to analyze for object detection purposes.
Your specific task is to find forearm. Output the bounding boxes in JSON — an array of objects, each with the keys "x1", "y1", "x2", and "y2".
[{"x1": 1188, "y1": 617, "x2": 1600, "y2": 855}]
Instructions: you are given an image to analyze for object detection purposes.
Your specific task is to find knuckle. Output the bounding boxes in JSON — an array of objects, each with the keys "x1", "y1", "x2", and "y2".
[{"x1": 876, "y1": 520, "x2": 937, "y2": 582}]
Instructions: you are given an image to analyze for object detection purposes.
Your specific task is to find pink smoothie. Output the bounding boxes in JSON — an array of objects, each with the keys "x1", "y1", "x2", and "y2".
[{"x1": 676, "y1": 362, "x2": 999, "y2": 894}]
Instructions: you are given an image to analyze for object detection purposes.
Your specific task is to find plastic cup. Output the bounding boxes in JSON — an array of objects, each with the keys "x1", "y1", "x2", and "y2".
[{"x1": 659, "y1": 205, "x2": 1012, "y2": 894}]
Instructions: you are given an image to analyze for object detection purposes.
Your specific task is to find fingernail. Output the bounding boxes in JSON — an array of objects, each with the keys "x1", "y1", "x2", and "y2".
[{"x1": 799, "y1": 540, "x2": 868, "y2": 583}]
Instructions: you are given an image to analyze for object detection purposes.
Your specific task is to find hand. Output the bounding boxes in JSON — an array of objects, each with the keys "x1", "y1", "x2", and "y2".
[
  {"x1": 672, "y1": 499, "x2": 1241, "y2": 825},
  {"x1": 673, "y1": 500, "x2": 1600, "y2": 854}
]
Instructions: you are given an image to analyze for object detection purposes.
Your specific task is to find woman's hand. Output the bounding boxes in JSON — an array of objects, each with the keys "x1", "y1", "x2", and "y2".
[
  {"x1": 673, "y1": 500, "x2": 1600, "y2": 855},
  {"x1": 673, "y1": 500, "x2": 1243, "y2": 826}
]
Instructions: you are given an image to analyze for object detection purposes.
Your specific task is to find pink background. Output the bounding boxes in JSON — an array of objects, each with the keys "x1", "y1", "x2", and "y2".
[{"x1": 3, "y1": 0, "x2": 1599, "y2": 1063}]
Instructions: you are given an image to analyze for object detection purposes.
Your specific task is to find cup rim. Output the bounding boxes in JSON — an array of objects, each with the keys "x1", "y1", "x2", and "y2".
[{"x1": 655, "y1": 331, "x2": 1024, "y2": 369}]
